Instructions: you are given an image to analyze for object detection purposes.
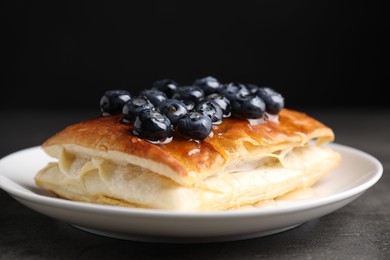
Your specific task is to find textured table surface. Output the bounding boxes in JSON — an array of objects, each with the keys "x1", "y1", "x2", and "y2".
[{"x1": 0, "y1": 108, "x2": 389, "y2": 260}]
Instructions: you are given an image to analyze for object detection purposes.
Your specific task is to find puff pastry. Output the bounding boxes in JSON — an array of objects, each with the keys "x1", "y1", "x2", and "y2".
[{"x1": 35, "y1": 108, "x2": 341, "y2": 211}]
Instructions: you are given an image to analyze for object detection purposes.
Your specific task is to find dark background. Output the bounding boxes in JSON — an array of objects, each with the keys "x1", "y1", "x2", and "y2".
[{"x1": 2, "y1": 1, "x2": 388, "y2": 110}]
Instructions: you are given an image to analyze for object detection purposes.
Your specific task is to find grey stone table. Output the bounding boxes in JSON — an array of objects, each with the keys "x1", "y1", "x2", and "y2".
[{"x1": 1, "y1": 108, "x2": 389, "y2": 259}]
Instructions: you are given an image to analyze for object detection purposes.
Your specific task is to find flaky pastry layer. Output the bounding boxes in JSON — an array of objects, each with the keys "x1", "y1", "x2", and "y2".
[
  {"x1": 34, "y1": 108, "x2": 341, "y2": 211},
  {"x1": 40, "y1": 109, "x2": 335, "y2": 186},
  {"x1": 35, "y1": 144, "x2": 341, "y2": 211}
]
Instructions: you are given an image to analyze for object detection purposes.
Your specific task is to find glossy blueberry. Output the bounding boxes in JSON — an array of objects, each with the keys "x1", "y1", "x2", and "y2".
[
  {"x1": 246, "y1": 83, "x2": 261, "y2": 95},
  {"x1": 158, "y1": 99, "x2": 188, "y2": 125},
  {"x1": 177, "y1": 111, "x2": 212, "y2": 140},
  {"x1": 206, "y1": 93, "x2": 231, "y2": 117},
  {"x1": 256, "y1": 87, "x2": 284, "y2": 114},
  {"x1": 179, "y1": 99, "x2": 195, "y2": 111},
  {"x1": 172, "y1": 86, "x2": 205, "y2": 103},
  {"x1": 122, "y1": 96, "x2": 154, "y2": 124},
  {"x1": 152, "y1": 79, "x2": 178, "y2": 98},
  {"x1": 133, "y1": 109, "x2": 172, "y2": 141},
  {"x1": 100, "y1": 90, "x2": 131, "y2": 116},
  {"x1": 218, "y1": 82, "x2": 250, "y2": 101},
  {"x1": 195, "y1": 100, "x2": 223, "y2": 124},
  {"x1": 193, "y1": 76, "x2": 222, "y2": 95},
  {"x1": 231, "y1": 95, "x2": 266, "y2": 119},
  {"x1": 139, "y1": 89, "x2": 168, "y2": 107}
]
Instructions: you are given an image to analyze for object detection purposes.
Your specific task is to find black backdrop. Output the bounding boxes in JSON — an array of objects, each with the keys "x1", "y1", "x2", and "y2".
[{"x1": 2, "y1": 1, "x2": 388, "y2": 110}]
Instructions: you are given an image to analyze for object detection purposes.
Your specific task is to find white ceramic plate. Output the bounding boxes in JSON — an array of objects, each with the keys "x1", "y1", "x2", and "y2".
[{"x1": 0, "y1": 144, "x2": 382, "y2": 243}]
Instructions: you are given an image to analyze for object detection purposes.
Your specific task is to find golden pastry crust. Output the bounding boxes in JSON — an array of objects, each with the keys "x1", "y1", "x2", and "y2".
[
  {"x1": 35, "y1": 108, "x2": 341, "y2": 211},
  {"x1": 41, "y1": 109, "x2": 334, "y2": 185}
]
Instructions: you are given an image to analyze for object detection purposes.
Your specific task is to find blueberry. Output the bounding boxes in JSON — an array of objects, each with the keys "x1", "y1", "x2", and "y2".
[
  {"x1": 195, "y1": 100, "x2": 223, "y2": 124},
  {"x1": 246, "y1": 83, "x2": 261, "y2": 95},
  {"x1": 133, "y1": 109, "x2": 172, "y2": 141},
  {"x1": 193, "y1": 76, "x2": 222, "y2": 95},
  {"x1": 177, "y1": 111, "x2": 212, "y2": 140},
  {"x1": 158, "y1": 99, "x2": 188, "y2": 125},
  {"x1": 139, "y1": 89, "x2": 168, "y2": 107},
  {"x1": 122, "y1": 96, "x2": 154, "y2": 124},
  {"x1": 256, "y1": 87, "x2": 284, "y2": 114},
  {"x1": 178, "y1": 99, "x2": 195, "y2": 111},
  {"x1": 152, "y1": 79, "x2": 178, "y2": 98},
  {"x1": 206, "y1": 93, "x2": 231, "y2": 117},
  {"x1": 218, "y1": 82, "x2": 250, "y2": 101},
  {"x1": 231, "y1": 95, "x2": 266, "y2": 119},
  {"x1": 172, "y1": 86, "x2": 205, "y2": 103},
  {"x1": 100, "y1": 90, "x2": 131, "y2": 116}
]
